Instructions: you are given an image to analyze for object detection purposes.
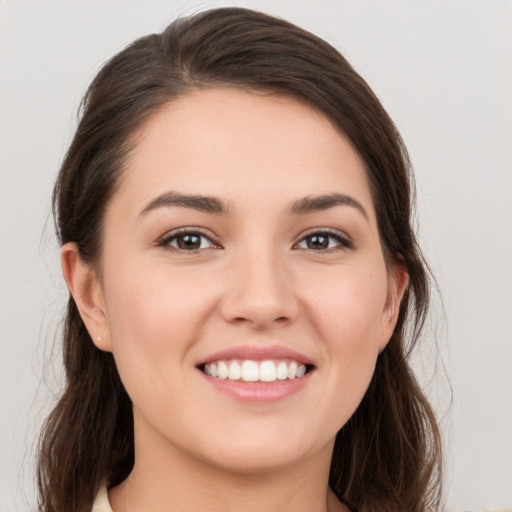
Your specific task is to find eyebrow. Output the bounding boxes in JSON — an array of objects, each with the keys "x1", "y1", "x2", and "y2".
[
  {"x1": 139, "y1": 191, "x2": 367, "y2": 219},
  {"x1": 289, "y1": 193, "x2": 368, "y2": 219},
  {"x1": 139, "y1": 191, "x2": 229, "y2": 216}
]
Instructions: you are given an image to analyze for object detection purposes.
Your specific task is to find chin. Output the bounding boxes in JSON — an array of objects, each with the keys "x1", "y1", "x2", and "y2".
[
  {"x1": 192, "y1": 425, "x2": 334, "y2": 475},
  {"x1": 203, "y1": 446, "x2": 311, "y2": 474}
]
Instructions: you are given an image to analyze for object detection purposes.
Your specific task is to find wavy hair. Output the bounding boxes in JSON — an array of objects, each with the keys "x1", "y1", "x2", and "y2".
[{"x1": 38, "y1": 7, "x2": 442, "y2": 512}]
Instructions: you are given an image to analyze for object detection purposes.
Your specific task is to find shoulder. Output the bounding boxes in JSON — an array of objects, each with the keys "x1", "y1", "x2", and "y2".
[{"x1": 92, "y1": 484, "x2": 113, "y2": 512}]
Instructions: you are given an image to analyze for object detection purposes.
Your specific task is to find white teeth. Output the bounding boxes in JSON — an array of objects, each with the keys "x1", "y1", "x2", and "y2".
[
  {"x1": 276, "y1": 362, "x2": 288, "y2": 380},
  {"x1": 259, "y1": 360, "x2": 277, "y2": 382},
  {"x1": 288, "y1": 361, "x2": 298, "y2": 379},
  {"x1": 228, "y1": 361, "x2": 242, "y2": 380},
  {"x1": 217, "y1": 361, "x2": 229, "y2": 379},
  {"x1": 241, "y1": 360, "x2": 259, "y2": 382},
  {"x1": 203, "y1": 359, "x2": 310, "y2": 382}
]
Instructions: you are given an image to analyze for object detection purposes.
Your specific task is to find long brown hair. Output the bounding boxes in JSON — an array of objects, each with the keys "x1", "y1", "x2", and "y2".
[{"x1": 39, "y1": 7, "x2": 443, "y2": 512}]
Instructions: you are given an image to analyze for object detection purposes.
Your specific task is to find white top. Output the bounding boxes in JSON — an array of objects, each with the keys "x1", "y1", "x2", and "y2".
[
  {"x1": 92, "y1": 485, "x2": 112, "y2": 512},
  {"x1": 91, "y1": 484, "x2": 512, "y2": 512}
]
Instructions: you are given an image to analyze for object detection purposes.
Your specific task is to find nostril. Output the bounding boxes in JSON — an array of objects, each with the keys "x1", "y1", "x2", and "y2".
[{"x1": 231, "y1": 316, "x2": 289, "y2": 325}]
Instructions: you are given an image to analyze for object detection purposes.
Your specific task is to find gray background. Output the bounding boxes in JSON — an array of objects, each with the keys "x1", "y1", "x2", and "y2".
[{"x1": 1, "y1": 1, "x2": 511, "y2": 510}]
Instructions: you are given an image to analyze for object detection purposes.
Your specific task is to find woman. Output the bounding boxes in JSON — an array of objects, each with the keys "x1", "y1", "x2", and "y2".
[{"x1": 38, "y1": 7, "x2": 442, "y2": 512}]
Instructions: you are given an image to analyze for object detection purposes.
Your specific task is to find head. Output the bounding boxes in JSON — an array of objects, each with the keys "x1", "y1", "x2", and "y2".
[{"x1": 40, "y1": 7, "x2": 441, "y2": 512}]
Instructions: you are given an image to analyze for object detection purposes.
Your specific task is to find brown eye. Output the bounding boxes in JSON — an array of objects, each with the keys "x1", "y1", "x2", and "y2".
[
  {"x1": 304, "y1": 234, "x2": 330, "y2": 250},
  {"x1": 177, "y1": 234, "x2": 203, "y2": 250},
  {"x1": 295, "y1": 231, "x2": 353, "y2": 251},
  {"x1": 160, "y1": 231, "x2": 217, "y2": 251}
]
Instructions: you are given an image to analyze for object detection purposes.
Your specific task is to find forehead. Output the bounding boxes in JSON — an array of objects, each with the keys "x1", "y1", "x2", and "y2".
[{"x1": 114, "y1": 88, "x2": 375, "y2": 219}]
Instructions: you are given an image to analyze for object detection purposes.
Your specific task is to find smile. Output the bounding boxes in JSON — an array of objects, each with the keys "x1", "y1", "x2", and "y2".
[{"x1": 202, "y1": 359, "x2": 309, "y2": 382}]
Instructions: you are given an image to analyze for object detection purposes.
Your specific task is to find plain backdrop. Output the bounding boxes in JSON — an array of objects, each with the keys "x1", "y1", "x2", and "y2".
[{"x1": 1, "y1": 1, "x2": 511, "y2": 511}]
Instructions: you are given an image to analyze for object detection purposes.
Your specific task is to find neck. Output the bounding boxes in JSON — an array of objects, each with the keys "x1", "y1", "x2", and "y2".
[{"x1": 108, "y1": 422, "x2": 347, "y2": 512}]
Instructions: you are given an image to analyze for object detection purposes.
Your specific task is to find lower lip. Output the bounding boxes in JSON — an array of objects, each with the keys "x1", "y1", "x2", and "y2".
[{"x1": 199, "y1": 370, "x2": 313, "y2": 402}]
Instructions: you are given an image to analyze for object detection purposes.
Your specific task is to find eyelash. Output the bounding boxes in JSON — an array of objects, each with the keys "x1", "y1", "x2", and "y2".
[
  {"x1": 157, "y1": 228, "x2": 220, "y2": 253},
  {"x1": 157, "y1": 228, "x2": 353, "y2": 253},
  {"x1": 294, "y1": 229, "x2": 354, "y2": 252}
]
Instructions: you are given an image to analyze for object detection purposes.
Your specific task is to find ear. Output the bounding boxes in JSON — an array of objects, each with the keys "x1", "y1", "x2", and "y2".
[
  {"x1": 379, "y1": 264, "x2": 409, "y2": 352},
  {"x1": 60, "y1": 242, "x2": 112, "y2": 352}
]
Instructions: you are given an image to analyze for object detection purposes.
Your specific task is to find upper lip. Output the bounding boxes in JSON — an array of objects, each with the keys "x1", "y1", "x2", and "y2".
[{"x1": 196, "y1": 345, "x2": 315, "y2": 367}]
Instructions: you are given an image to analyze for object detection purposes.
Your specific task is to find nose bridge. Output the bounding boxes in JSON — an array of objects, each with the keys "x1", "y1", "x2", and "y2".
[{"x1": 221, "y1": 238, "x2": 297, "y2": 328}]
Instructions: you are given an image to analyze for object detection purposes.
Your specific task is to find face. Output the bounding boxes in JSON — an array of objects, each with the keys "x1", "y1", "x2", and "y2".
[{"x1": 76, "y1": 88, "x2": 405, "y2": 473}]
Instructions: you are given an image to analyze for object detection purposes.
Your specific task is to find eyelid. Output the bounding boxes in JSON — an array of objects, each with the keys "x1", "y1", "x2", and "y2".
[
  {"x1": 157, "y1": 227, "x2": 222, "y2": 251},
  {"x1": 293, "y1": 227, "x2": 354, "y2": 251},
  {"x1": 156, "y1": 226, "x2": 353, "y2": 252}
]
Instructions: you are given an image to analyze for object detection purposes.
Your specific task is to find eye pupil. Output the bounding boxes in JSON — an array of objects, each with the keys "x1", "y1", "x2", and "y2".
[
  {"x1": 307, "y1": 234, "x2": 329, "y2": 249},
  {"x1": 178, "y1": 234, "x2": 201, "y2": 250}
]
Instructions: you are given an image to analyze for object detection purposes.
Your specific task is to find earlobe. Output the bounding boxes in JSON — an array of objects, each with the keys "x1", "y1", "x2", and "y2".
[
  {"x1": 60, "y1": 242, "x2": 112, "y2": 352},
  {"x1": 379, "y1": 264, "x2": 409, "y2": 351}
]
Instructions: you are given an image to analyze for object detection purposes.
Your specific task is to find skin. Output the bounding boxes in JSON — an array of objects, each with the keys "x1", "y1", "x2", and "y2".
[{"x1": 62, "y1": 88, "x2": 408, "y2": 512}]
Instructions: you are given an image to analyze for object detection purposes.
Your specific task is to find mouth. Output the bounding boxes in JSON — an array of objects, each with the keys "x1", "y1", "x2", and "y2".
[
  {"x1": 198, "y1": 358, "x2": 314, "y2": 383},
  {"x1": 196, "y1": 346, "x2": 315, "y2": 401}
]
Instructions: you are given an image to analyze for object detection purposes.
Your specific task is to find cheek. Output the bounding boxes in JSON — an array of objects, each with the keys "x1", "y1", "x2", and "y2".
[
  {"x1": 301, "y1": 265, "x2": 388, "y2": 406},
  {"x1": 101, "y1": 270, "x2": 208, "y2": 420},
  {"x1": 101, "y1": 260, "x2": 215, "y2": 388},
  {"x1": 304, "y1": 265, "x2": 388, "y2": 348},
  {"x1": 104, "y1": 255, "x2": 213, "y2": 340}
]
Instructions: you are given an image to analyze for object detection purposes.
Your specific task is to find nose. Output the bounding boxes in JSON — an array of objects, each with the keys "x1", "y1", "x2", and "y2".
[{"x1": 219, "y1": 248, "x2": 299, "y2": 330}]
